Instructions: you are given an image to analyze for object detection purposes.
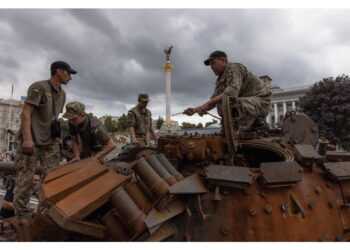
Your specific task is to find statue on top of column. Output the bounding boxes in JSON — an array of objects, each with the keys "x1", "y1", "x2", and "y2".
[{"x1": 164, "y1": 46, "x2": 173, "y2": 61}]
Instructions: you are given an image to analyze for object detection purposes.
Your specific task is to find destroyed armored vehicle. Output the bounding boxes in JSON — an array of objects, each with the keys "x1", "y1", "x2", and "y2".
[{"x1": 1, "y1": 100, "x2": 350, "y2": 241}]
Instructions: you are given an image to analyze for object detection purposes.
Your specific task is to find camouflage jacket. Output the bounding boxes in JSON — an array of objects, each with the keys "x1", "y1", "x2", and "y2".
[
  {"x1": 127, "y1": 105, "x2": 152, "y2": 139},
  {"x1": 211, "y1": 62, "x2": 271, "y2": 116},
  {"x1": 69, "y1": 114, "x2": 111, "y2": 154}
]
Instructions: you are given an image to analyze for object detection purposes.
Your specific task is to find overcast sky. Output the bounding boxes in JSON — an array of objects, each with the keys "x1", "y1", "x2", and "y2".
[{"x1": 1, "y1": 8, "x2": 350, "y2": 125}]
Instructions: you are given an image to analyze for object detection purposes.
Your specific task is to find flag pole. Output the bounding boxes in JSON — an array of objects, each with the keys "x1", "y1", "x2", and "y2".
[{"x1": 7, "y1": 84, "x2": 14, "y2": 153}]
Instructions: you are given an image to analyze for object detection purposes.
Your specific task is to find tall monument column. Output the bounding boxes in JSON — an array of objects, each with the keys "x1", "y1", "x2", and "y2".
[{"x1": 162, "y1": 46, "x2": 174, "y2": 122}]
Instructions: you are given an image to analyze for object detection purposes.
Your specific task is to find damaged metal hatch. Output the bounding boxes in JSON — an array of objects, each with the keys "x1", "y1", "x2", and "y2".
[
  {"x1": 324, "y1": 162, "x2": 350, "y2": 182},
  {"x1": 206, "y1": 165, "x2": 252, "y2": 189},
  {"x1": 260, "y1": 161, "x2": 303, "y2": 187}
]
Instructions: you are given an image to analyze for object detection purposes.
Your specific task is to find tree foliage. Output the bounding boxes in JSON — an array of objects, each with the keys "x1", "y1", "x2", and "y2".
[
  {"x1": 116, "y1": 114, "x2": 128, "y2": 132},
  {"x1": 197, "y1": 122, "x2": 203, "y2": 129},
  {"x1": 205, "y1": 119, "x2": 218, "y2": 128},
  {"x1": 181, "y1": 122, "x2": 197, "y2": 129},
  {"x1": 104, "y1": 116, "x2": 118, "y2": 133},
  {"x1": 156, "y1": 116, "x2": 164, "y2": 129},
  {"x1": 299, "y1": 74, "x2": 350, "y2": 147}
]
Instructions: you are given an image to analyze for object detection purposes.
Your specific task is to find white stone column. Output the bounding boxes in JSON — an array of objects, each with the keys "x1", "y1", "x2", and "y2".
[
  {"x1": 283, "y1": 102, "x2": 287, "y2": 116},
  {"x1": 292, "y1": 101, "x2": 296, "y2": 110},
  {"x1": 266, "y1": 113, "x2": 271, "y2": 125},
  {"x1": 165, "y1": 71, "x2": 171, "y2": 121},
  {"x1": 162, "y1": 61, "x2": 174, "y2": 122},
  {"x1": 274, "y1": 103, "x2": 278, "y2": 123}
]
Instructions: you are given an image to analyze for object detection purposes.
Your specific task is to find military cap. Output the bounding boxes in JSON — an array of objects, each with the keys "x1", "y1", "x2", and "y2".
[
  {"x1": 63, "y1": 102, "x2": 85, "y2": 120},
  {"x1": 50, "y1": 61, "x2": 77, "y2": 74},
  {"x1": 138, "y1": 93, "x2": 150, "y2": 102},
  {"x1": 204, "y1": 50, "x2": 227, "y2": 66}
]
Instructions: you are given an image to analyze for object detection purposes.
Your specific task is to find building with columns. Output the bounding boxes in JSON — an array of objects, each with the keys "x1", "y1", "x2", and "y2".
[
  {"x1": 0, "y1": 99, "x2": 22, "y2": 152},
  {"x1": 259, "y1": 75, "x2": 312, "y2": 126},
  {"x1": 266, "y1": 85, "x2": 312, "y2": 126}
]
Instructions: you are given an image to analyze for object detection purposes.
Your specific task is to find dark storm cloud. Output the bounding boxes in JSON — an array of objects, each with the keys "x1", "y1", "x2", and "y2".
[{"x1": 1, "y1": 9, "x2": 350, "y2": 121}]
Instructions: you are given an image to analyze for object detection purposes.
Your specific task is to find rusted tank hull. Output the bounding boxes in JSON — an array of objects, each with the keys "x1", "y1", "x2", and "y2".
[{"x1": 176, "y1": 169, "x2": 350, "y2": 241}]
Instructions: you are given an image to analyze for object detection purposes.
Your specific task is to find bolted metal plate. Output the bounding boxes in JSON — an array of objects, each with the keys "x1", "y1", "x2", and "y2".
[
  {"x1": 282, "y1": 114, "x2": 319, "y2": 145},
  {"x1": 206, "y1": 165, "x2": 252, "y2": 184},
  {"x1": 144, "y1": 199, "x2": 185, "y2": 229},
  {"x1": 324, "y1": 162, "x2": 350, "y2": 181},
  {"x1": 168, "y1": 173, "x2": 208, "y2": 195},
  {"x1": 294, "y1": 144, "x2": 322, "y2": 160},
  {"x1": 326, "y1": 151, "x2": 350, "y2": 162},
  {"x1": 260, "y1": 161, "x2": 302, "y2": 187}
]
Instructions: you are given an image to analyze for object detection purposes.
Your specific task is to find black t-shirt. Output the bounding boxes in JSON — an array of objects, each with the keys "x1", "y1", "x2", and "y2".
[{"x1": 0, "y1": 181, "x2": 15, "y2": 218}]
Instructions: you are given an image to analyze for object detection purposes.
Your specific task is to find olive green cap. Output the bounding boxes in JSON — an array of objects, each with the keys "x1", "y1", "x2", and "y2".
[
  {"x1": 138, "y1": 93, "x2": 150, "y2": 102},
  {"x1": 63, "y1": 102, "x2": 85, "y2": 120}
]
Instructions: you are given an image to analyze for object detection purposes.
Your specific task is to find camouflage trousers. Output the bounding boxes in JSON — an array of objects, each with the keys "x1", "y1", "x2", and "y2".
[
  {"x1": 236, "y1": 96, "x2": 271, "y2": 126},
  {"x1": 218, "y1": 95, "x2": 271, "y2": 127},
  {"x1": 13, "y1": 140, "x2": 60, "y2": 218}
]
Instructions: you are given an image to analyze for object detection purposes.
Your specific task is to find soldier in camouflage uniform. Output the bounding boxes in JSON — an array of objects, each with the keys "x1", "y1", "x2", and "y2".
[
  {"x1": 184, "y1": 51, "x2": 271, "y2": 127},
  {"x1": 14, "y1": 61, "x2": 77, "y2": 220},
  {"x1": 63, "y1": 102, "x2": 116, "y2": 161},
  {"x1": 127, "y1": 93, "x2": 157, "y2": 146}
]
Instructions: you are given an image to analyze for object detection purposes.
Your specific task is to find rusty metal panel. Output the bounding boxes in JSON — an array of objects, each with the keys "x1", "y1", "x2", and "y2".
[
  {"x1": 260, "y1": 161, "x2": 302, "y2": 186},
  {"x1": 44, "y1": 158, "x2": 97, "y2": 184},
  {"x1": 168, "y1": 173, "x2": 208, "y2": 194},
  {"x1": 38, "y1": 160, "x2": 108, "y2": 206},
  {"x1": 54, "y1": 170, "x2": 131, "y2": 220},
  {"x1": 206, "y1": 165, "x2": 252, "y2": 186},
  {"x1": 324, "y1": 162, "x2": 350, "y2": 181},
  {"x1": 326, "y1": 151, "x2": 350, "y2": 162},
  {"x1": 144, "y1": 222, "x2": 177, "y2": 242},
  {"x1": 282, "y1": 114, "x2": 319, "y2": 145},
  {"x1": 144, "y1": 199, "x2": 185, "y2": 229},
  {"x1": 294, "y1": 144, "x2": 322, "y2": 160},
  {"x1": 48, "y1": 205, "x2": 106, "y2": 238}
]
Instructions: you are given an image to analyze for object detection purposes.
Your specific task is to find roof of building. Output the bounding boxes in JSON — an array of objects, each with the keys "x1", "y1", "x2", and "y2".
[{"x1": 0, "y1": 99, "x2": 21, "y2": 106}]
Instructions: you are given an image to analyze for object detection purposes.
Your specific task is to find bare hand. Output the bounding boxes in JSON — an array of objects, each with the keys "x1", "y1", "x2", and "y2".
[
  {"x1": 69, "y1": 156, "x2": 80, "y2": 163},
  {"x1": 131, "y1": 138, "x2": 140, "y2": 145},
  {"x1": 198, "y1": 110, "x2": 207, "y2": 116},
  {"x1": 22, "y1": 139, "x2": 35, "y2": 154},
  {"x1": 197, "y1": 104, "x2": 210, "y2": 116},
  {"x1": 184, "y1": 108, "x2": 196, "y2": 116}
]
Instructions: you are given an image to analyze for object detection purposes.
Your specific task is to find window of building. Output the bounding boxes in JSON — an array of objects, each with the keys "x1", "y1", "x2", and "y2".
[{"x1": 278, "y1": 104, "x2": 283, "y2": 112}]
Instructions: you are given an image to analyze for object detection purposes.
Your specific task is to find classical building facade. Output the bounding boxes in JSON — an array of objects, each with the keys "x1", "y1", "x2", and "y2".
[
  {"x1": 266, "y1": 85, "x2": 312, "y2": 125},
  {"x1": 259, "y1": 76, "x2": 312, "y2": 126},
  {"x1": 0, "y1": 99, "x2": 22, "y2": 151}
]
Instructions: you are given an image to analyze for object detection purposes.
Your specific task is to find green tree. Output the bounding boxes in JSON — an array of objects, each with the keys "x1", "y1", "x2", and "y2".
[
  {"x1": 299, "y1": 74, "x2": 350, "y2": 149},
  {"x1": 156, "y1": 116, "x2": 164, "y2": 129},
  {"x1": 117, "y1": 113, "x2": 128, "y2": 132},
  {"x1": 104, "y1": 116, "x2": 118, "y2": 133},
  {"x1": 205, "y1": 119, "x2": 218, "y2": 128},
  {"x1": 197, "y1": 122, "x2": 203, "y2": 128},
  {"x1": 181, "y1": 122, "x2": 197, "y2": 129}
]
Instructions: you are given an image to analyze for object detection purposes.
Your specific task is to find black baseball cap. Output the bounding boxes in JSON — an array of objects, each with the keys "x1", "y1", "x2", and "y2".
[
  {"x1": 204, "y1": 50, "x2": 227, "y2": 66},
  {"x1": 50, "y1": 61, "x2": 77, "y2": 74}
]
